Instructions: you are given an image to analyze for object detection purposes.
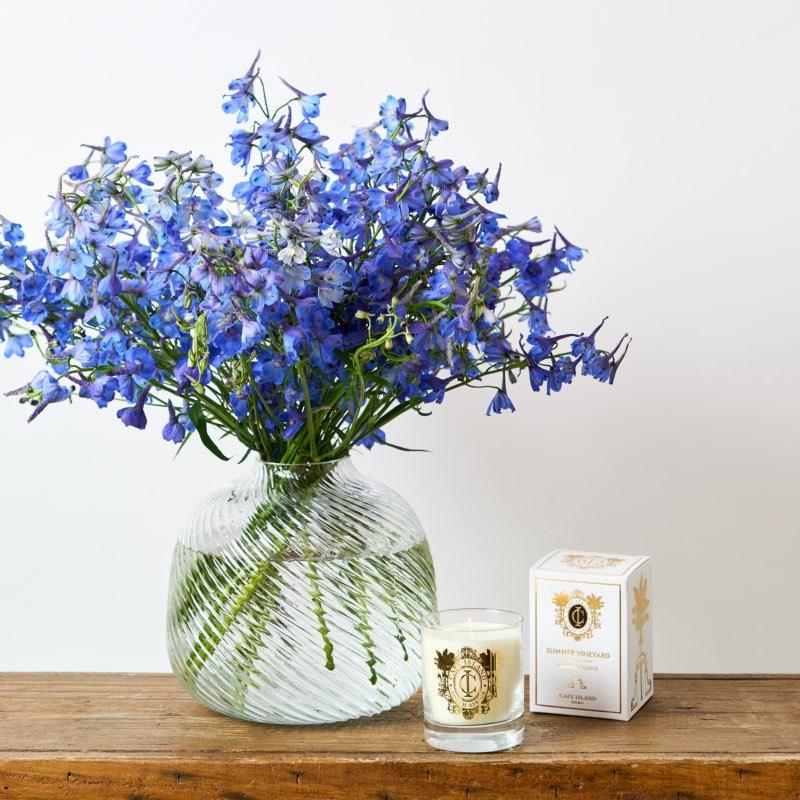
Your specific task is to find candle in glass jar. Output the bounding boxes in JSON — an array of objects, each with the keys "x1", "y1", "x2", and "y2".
[{"x1": 421, "y1": 609, "x2": 524, "y2": 752}]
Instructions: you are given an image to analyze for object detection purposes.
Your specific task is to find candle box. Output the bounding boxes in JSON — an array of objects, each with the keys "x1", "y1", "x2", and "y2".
[{"x1": 529, "y1": 549, "x2": 653, "y2": 721}]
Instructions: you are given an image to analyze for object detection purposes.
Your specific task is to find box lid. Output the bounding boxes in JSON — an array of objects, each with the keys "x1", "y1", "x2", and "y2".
[{"x1": 532, "y1": 549, "x2": 649, "y2": 577}]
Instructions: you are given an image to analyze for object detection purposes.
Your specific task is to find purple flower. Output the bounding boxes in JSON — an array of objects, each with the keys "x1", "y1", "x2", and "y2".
[
  {"x1": 486, "y1": 377, "x2": 516, "y2": 415},
  {"x1": 528, "y1": 361, "x2": 548, "y2": 392},
  {"x1": 547, "y1": 358, "x2": 576, "y2": 394},
  {"x1": 162, "y1": 400, "x2": 186, "y2": 443},
  {"x1": 116, "y1": 390, "x2": 148, "y2": 429}
]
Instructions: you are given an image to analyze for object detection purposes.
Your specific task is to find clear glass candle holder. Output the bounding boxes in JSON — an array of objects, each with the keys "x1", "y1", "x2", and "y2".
[{"x1": 421, "y1": 608, "x2": 524, "y2": 753}]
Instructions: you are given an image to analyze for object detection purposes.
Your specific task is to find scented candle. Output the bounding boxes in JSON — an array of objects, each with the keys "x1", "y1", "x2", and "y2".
[{"x1": 421, "y1": 609, "x2": 524, "y2": 752}]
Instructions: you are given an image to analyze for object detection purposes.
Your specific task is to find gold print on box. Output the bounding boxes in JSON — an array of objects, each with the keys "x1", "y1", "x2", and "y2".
[
  {"x1": 562, "y1": 553, "x2": 624, "y2": 570},
  {"x1": 435, "y1": 646, "x2": 497, "y2": 720},
  {"x1": 553, "y1": 590, "x2": 604, "y2": 641},
  {"x1": 630, "y1": 573, "x2": 652, "y2": 710}
]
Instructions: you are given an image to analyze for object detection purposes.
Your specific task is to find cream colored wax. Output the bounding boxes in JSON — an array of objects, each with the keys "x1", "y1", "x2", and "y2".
[{"x1": 422, "y1": 620, "x2": 523, "y2": 726}]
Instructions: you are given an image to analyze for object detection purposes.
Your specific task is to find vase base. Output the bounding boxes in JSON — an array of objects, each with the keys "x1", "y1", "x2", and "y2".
[
  {"x1": 185, "y1": 676, "x2": 420, "y2": 725},
  {"x1": 423, "y1": 715, "x2": 524, "y2": 753}
]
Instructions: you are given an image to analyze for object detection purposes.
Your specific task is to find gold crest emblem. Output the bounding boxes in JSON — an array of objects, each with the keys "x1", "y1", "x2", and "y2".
[
  {"x1": 552, "y1": 589, "x2": 604, "y2": 641},
  {"x1": 435, "y1": 646, "x2": 497, "y2": 720},
  {"x1": 562, "y1": 553, "x2": 624, "y2": 570}
]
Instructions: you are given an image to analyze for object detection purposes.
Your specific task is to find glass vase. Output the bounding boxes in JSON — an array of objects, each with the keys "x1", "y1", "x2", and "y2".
[{"x1": 166, "y1": 457, "x2": 437, "y2": 724}]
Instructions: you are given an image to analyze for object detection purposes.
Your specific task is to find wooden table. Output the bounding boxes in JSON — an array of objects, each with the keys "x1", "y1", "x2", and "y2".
[{"x1": 1, "y1": 674, "x2": 798, "y2": 799}]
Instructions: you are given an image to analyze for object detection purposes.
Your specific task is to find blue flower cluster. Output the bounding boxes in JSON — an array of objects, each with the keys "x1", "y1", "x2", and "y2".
[{"x1": 0, "y1": 54, "x2": 628, "y2": 462}]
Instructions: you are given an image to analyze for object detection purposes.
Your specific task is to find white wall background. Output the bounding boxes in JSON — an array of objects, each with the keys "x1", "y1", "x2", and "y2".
[{"x1": 1, "y1": 0, "x2": 798, "y2": 673}]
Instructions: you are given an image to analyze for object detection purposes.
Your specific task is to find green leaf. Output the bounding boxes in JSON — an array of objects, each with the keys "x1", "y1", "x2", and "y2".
[
  {"x1": 237, "y1": 447, "x2": 253, "y2": 465},
  {"x1": 188, "y1": 402, "x2": 230, "y2": 461},
  {"x1": 377, "y1": 439, "x2": 430, "y2": 453}
]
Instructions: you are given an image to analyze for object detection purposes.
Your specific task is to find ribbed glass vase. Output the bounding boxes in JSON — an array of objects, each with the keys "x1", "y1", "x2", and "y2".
[{"x1": 166, "y1": 457, "x2": 437, "y2": 724}]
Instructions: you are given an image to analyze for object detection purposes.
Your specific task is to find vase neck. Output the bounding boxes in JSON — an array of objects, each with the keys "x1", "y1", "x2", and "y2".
[{"x1": 253, "y1": 457, "x2": 352, "y2": 492}]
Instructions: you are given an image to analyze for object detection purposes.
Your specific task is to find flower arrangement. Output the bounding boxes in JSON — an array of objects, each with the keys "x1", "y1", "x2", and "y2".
[{"x1": 0, "y1": 53, "x2": 628, "y2": 463}]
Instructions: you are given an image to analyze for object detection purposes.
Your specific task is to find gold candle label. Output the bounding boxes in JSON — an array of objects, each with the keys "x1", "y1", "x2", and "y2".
[{"x1": 435, "y1": 646, "x2": 497, "y2": 720}]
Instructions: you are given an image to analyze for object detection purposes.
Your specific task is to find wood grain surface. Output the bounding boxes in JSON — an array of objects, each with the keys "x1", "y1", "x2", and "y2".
[{"x1": 1, "y1": 673, "x2": 798, "y2": 799}]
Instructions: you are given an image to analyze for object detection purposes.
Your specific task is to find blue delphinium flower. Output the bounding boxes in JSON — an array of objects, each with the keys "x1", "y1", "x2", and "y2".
[
  {"x1": 0, "y1": 53, "x2": 627, "y2": 462},
  {"x1": 80, "y1": 375, "x2": 117, "y2": 408},
  {"x1": 528, "y1": 360, "x2": 548, "y2": 392},
  {"x1": 125, "y1": 347, "x2": 157, "y2": 386},
  {"x1": 486, "y1": 375, "x2": 516, "y2": 416},
  {"x1": 318, "y1": 258, "x2": 352, "y2": 308},
  {"x1": 66, "y1": 164, "x2": 89, "y2": 181},
  {"x1": 581, "y1": 333, "x2": 630, "y2": 384},
  {"x1": 280, "y1": 78, "x2": 325, "y2": 119},
  {"x1": 222, "y1": 52, "x2": 261, "y2": 122},
  {"x1": 102, "y1": 137, "x2": 128, "y2": 164},
  {"x1": 2, "y1": 221, "x2": 24, "y2": 242},
  {"x1": 547, "y1": 358, "x2": 576, "y2": 394},
  {"x1": 483, "y1": 165, "x2": 502, "y2": 203},
  {"x1": 162, "y1": 400, "x2": 186, "y2": 443},
  {"x1": 421, "y1": 93, "x2": 448, "y2": 135},
  {"x1": 486, "y1": 386, "x2": 516, "y2": 416},
  {"x1": 9, "y1": 370, "x2": 71, "y2": 422},
  {"x1": 4, "y1": 333, "x2": 33, "y2": 358},
  {"x1": 116, "y1": 390, "x2": 148, "y2": 429},
  {"x1": 241, "y1": 318, "x2": 265, "y2": 347},
  {"x1": 61, "y1": 277, "x2": 87, "y2": 304},
  {"x1": 128, "y1": 162, "x2": 154, "y2": 185},
  {"x1": 379, "y1": 96, "x2": 406, "y2": 131}
]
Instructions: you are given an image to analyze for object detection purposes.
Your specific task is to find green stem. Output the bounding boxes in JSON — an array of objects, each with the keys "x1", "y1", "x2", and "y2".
[
  {"x1": 174, "y1": 466, "x2": 333, "y2": 685},
  {"x1": 296, "y1": 362, "x2": 318, "y2": 461},
  {"x1": 346, "y1": 560, "x2": 378, "y2": 685},
  {"x1": 306, "y1": 556, "x2": 335, "y2": 671},
  {"x1": 181, "y1": 540, "x2": 288, "y2": 683}
]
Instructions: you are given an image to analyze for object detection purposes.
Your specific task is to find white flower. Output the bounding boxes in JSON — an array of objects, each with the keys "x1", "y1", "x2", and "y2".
[
  {"x1": 154, "y1": 150, "x2": 192, "y2": 174},
  {"x1": 231, "y1": 211, "x2": 256, "y2": 232},
  {"x1": 190, "y1": 155, "x2": 214, "y2": 175},
  {"x1": 261, "y1": 218, "x2": 279, "y2": 240},
  {"x1": 277, "y1": 242, "x2": 307, "y2": 265},
  {"x1": 190, "y1": 231, "x2": 221, "y2": 252},
  {"x1": 296, "y1": 221, "x2": 320, "y2": 240},
  {"x1": 319, "y1": 229, "x2": 345, "y2": 256}
]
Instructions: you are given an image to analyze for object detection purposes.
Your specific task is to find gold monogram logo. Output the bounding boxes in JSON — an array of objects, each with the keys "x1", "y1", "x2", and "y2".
[
  {"x1": 435, "y1": 646, "x2": 497, "y2": 720},
  {"x1": 553, "y1": 590, "x2": 604, "y2": 641}
]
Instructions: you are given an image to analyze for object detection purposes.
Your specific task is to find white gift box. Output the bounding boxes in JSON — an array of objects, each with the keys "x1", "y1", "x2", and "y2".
[{"x1": 529, "y1": 549, "x2": 653, "y2": 721}]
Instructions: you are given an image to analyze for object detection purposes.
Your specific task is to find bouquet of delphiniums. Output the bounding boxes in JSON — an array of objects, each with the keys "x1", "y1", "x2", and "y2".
[{"x1": 0, "y1": 53, "x2": 628, "y2": 463}]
